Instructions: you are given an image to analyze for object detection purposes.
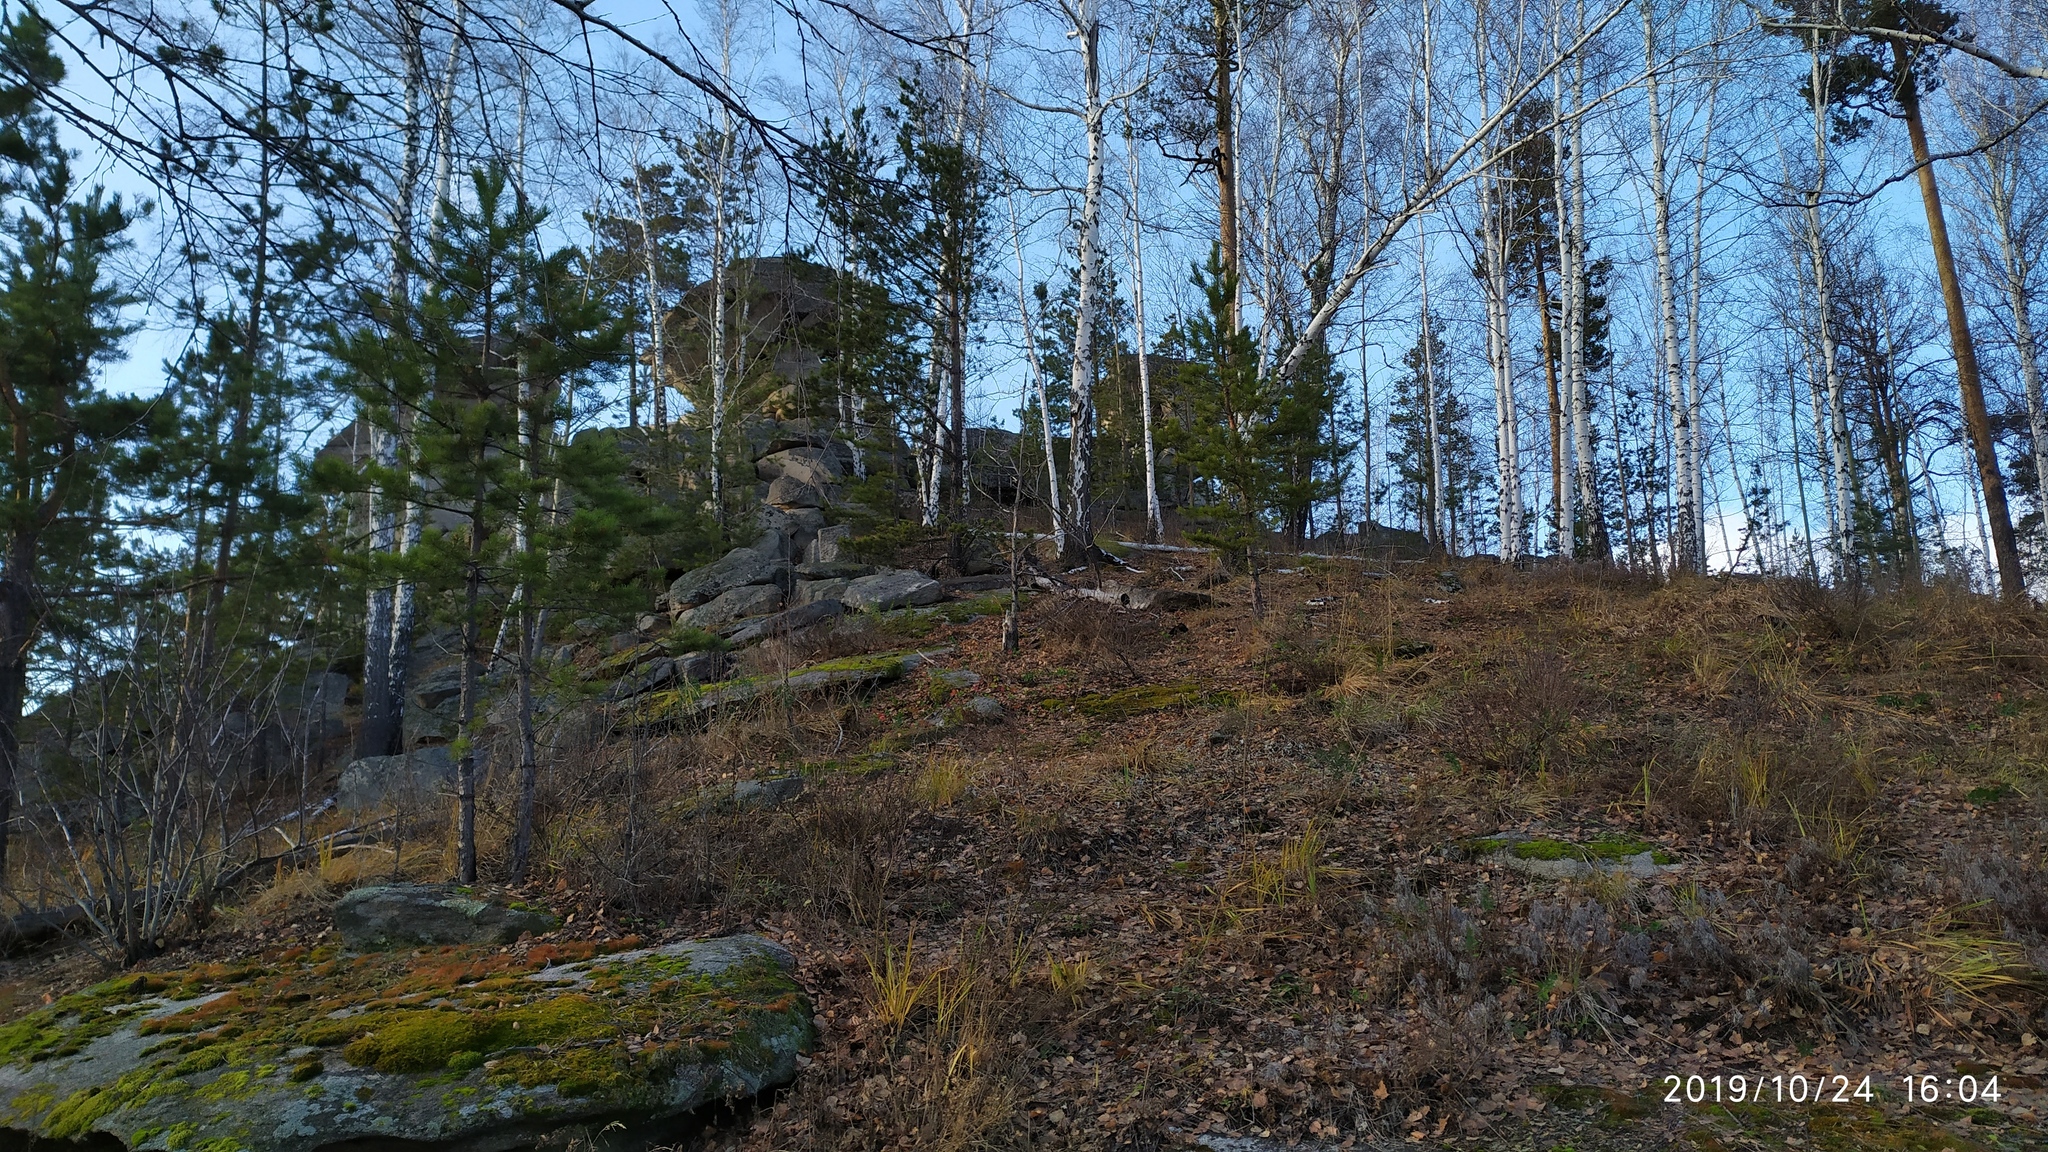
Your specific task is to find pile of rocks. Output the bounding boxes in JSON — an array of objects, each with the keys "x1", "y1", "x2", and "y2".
[{"x1": 657, "y1": 424, "x2": 944, "y2": 635}]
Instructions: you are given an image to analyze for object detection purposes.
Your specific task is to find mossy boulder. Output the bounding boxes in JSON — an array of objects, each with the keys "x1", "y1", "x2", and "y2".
[
  {"x1": 1455, "y1": 833, "x2": 1679, "y2": 880},
  {"x1": 335, "y1": 884, "x2": 560, "y2": 951},
  {"x1": 0, "y1": 934, "x2": 811, "y2": 1151},
  {"x1": 621, "y1": 648, "x2": 949, "y2": 728}
]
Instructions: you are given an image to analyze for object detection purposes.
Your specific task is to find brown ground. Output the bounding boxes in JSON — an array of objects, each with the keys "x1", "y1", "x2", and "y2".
[{"x1": 10, "y1": 557, "x2": 2048, "y2": 1152}]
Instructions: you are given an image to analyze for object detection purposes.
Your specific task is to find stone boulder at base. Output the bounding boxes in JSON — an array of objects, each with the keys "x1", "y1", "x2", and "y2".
[
  {"x1": 679, "y1": 582, "x2": 786, "y2": 629},
  {"x1": 842, "y1": 569, "x2": 944, "y2": 612},
  {"x1": 337, "y1": 746, "x2": 454, "y2": 813},
  {"x1": 334, "y1": 883, "x2": 559, "y2": 950},
  {"x1": 666, "y1": 544, "x2": 789, "y2": 611},
  {"x1": 0, "y1": 934, "x2": 810, "y2": 1152}
]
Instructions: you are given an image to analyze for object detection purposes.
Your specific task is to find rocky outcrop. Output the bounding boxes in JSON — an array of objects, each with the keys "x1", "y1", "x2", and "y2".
[
  {"x1": 666, "y1": 544, "x2": 791, "y2": 611},
  {"x1": 334, "y1": 883, "x2": 560, "y2": 949},
  {"x1": 0, "y1": 934, "x2": 810, "y2": 1152},
  {"x1": 337, "y1": 746, "x2": 454, "y2": 813}
]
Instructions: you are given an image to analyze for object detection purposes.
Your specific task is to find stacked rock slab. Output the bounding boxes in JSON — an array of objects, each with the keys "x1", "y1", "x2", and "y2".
[{"x1": 663, "y1": 424, "x2": 936, "y2": 630}]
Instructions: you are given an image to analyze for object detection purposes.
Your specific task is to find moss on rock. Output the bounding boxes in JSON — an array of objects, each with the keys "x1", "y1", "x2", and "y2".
[{"x1": 0, "y1": 935, "x2": 809, "y2": 1152}]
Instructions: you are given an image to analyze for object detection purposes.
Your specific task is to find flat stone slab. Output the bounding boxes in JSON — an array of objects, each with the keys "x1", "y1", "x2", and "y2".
[
  {"x1": 0, "y1": 934, "x2": 810, "y2": 1152},
  {"x1": 841, "y1": 570, "x2": 942, "y2": 612},
  {"x1": 621, "y1": 649, "x2": 950, "y2": 727},
  {"x1": 335, "y1": 884, "x2": 560, "y2": 950},
  {"x1": 724, "y1": 598, "x2": 844, "y2": 648}
]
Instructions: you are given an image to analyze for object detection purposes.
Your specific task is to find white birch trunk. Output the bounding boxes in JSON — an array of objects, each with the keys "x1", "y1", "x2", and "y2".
[
  {"x1": 1126, "y1": 122, "x2": 1164, "y2": 543},
  {"x1": 1551, "y1": 9, "x2": 1578, "y2": 551},
  {"x1": 1566, "y1": 0, "x2": 1600, "y2": 556},
  {"x1": 1644, "y1": 2, "x2": 1694, "y2": 573},
  {"x1": 1061, "y1": 0, "x2": 1106, "y2": 562},
  {"x1": 1974, "y1": 138, "x2": 2048, "y2": 547},
  {"x1": 1684, "y1": 73, "x2": 1721, "y2": 572},
  {"x1": 385, "y1": 4, "x2": 466, "y2": 750},
  {"x1": 1474, "y1": 0, "x2": 1521, "y2": 564},
  {"x1": 1805, "y1": 37, "x2": 1855, "y2": 576}
]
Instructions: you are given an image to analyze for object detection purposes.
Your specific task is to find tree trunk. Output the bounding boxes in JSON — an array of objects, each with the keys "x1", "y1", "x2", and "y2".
[
  {"x1": 1550, "y1": 41, "x2": 1578, "y2": 553},
  {"x1": 360, "y1": 1, "x2": 430, "y2": 763},
  {"x1": 1644, "y1": 2, "x2": 1693, "y2": 573},
  {"x1": 382, "y1": 9, "x2": 467, "y2": 756},
  {"x1": 1897, "y1": 51, "x2": 2024, "y2": 597},
  {"x1": 1212, "y1": 0, "x2": 1240, "y2": 332},
  {"x1": 1127, "y1": 123, "x2": 1164, "y2": 543},
  {"x1": 1061, "y1": 4, "x2": 1106, "y2": 566},
  {"x1": 1534, "y1": 266, "x2": 1565, "y2": 551},
  {"x1": 1800, "y1": 43, "x2": 1855, "y2": 581},
  {"x1": 1564, "y1": 13, "x2": 1605, "y2": 560},
  {"x1": 0, "y1": 539, "x2": 32, "y2": 881},
  {"x1": 1684, "y1": 70, "x2": 1721, "y2": 573},
  {"x1": 456, "y1": 488, "x2": 483, "y2": 886}
]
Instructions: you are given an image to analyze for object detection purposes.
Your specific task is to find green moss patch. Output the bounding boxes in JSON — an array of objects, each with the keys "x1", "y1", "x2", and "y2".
[
  {"x1": 1039, "y1": 681, "x2": 1235, "y2": 719},
  {"x1": 1456, "y1": 834, "x2": 1676, "y2": 866}
]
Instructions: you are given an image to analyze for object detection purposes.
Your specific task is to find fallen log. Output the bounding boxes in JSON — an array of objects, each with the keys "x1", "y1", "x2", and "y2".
[{"x1": 1029, "y1": 575, "x2": 1209, "y2": 612}]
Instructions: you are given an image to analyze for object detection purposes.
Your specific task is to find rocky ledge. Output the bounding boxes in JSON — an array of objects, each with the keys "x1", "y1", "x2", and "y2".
[{"x1": 0, "y1": 933, "x2": 810, "y2": 1151}]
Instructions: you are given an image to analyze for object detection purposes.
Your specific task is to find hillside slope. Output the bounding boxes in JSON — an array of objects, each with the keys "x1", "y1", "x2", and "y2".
[{"x1": 9, "y1": 558, "x2": 2048, "y2": 1151}]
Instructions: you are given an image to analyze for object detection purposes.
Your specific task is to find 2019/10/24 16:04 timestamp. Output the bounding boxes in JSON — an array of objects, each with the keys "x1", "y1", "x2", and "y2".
[{"x1": 1662, "y1": 1073, "x2": 2003, "y2": 1106}]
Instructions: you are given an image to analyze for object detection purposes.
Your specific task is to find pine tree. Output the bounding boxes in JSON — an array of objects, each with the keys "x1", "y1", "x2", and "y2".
[
  {"x1": 0, "y1": 11, "x2": 141, "y2": 880},
  {"x1": 325, "y1": 165, "x2": 629, "y2": 884},
  {"x1": 1384, "y1": 320, "x2": 1489, "y2": 553},
  {"x1": 1172, "y1": 247, "x2": 1288, "y2": 614}
]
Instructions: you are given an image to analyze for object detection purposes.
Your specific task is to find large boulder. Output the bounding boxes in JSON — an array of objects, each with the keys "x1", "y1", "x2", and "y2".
[
  {"x1": 334, "y1": 883, "x2": 559, "y2": 949},
  {"x1": 678, "y1": 582, "x2": 786, "y2": 629},
  {"x1": 279, "y1": 671, "x2": 349, "y2": 743},
  {"x1": 666, "y1": 545, "x2": 790, "y2": 610},
  {"x1": 756, "y1": 445, "x2": 844, "y2": 489},
  {"x1": 842, "y1": 570, "x2": 944, "y2": 612},
  {"x1": 678, "y1": 648, "x2": 730, "y2": 683},
  {"x1": 337, "y1": 746, "x2": 455, "y2": 813},
  {"x1": 0, "y1": 934, "x2": 810, "y2": 1152}
]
